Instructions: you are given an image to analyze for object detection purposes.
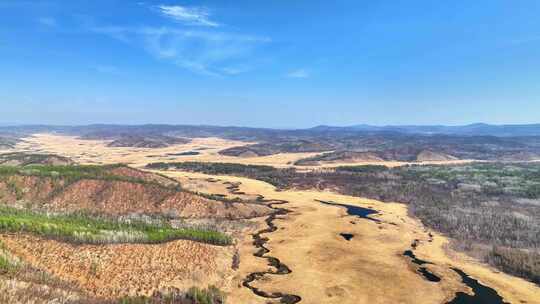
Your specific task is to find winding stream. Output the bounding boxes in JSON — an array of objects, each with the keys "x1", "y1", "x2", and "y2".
[
  {"x1": 235, "y1": 189, "x2": 509, "y2": 304},
  {"x1": 242, "y1": 198, "x2": 302, "y2": 304}
]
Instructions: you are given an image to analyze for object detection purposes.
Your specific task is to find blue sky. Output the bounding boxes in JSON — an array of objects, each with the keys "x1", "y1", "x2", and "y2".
[{"x1": 1, "y1": 0, "x2": 539, "y2": 127}]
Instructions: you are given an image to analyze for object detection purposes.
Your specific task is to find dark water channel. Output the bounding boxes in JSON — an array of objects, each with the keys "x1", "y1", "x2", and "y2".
[
  {"x1": 418, "y1": 267, "x2": 441, "y2": 282},
  {"x1": 403, "y1": 250, "x2": 432, "y2": 265},
  {"x1": 402, "y1": 250, "x2": 441, "y2": 282},
  {"x1": 242, "y1": 198, "x2": 302, "y2": 304},
  {"x1": 446, "y1": 268, "x2": 509, "y2": 304},
  {"x1": 339, "y1": 233, "x2": 354, "y2": 241},
  {"x1": 317, "y1": 200, "x2": 380, "y2": 222}
]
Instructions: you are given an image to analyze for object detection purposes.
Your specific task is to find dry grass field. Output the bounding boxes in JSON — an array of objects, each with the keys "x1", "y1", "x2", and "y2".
[{"x1": 13, "y1": 134, "x2": 475, "y2": 169}]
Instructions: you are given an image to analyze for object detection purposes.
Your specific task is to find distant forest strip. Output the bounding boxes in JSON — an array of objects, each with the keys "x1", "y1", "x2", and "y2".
[
  {"x1": 147, "y1": 161, "x2": 540, "y2": 284},
  {"x1": 146, "y1": 162, "x2": 296, "y2": 188},
  {"x1": 147, "y1": 162, "x2": 280, "y2": 175}
]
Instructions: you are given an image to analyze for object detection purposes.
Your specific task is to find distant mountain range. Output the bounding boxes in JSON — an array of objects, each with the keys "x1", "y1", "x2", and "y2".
[
  {"x1": 310, "y1": 123, "x2": 540, "y2": 137},
  {"x1": 2, "y1": 123, "x2": 540, "y2": 138}
]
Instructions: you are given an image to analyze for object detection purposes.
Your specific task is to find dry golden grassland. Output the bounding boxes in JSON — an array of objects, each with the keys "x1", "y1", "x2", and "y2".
[{"x1": 14, "y1": 134, "x2": 474, "y2": 169}]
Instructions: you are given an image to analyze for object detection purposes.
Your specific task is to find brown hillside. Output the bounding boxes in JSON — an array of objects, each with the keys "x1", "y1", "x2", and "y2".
[
  {"x1": 1, "y1": 234, "x2": 232, "y2": 299},
  {"x1": 0, "y1": 168, "x2": 271, "y2": 219}
]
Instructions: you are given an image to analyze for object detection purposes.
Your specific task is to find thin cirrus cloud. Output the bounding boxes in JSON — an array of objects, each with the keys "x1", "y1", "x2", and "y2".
[
  {"x1": 92, "y1": 26, "x2": 270, "y2": 76},
  {"x1": 89, "y1": 3, "x2": 271, "y2": 76},
  {"x1": 286, "y1": 69, "x2": 310, "y2": 79},
  {"x1": 156, "y1": 5, "x2": 220, "y2": 27},
  {"x1": 88, "y1": 3, "x2": 269, "y2": 76}
]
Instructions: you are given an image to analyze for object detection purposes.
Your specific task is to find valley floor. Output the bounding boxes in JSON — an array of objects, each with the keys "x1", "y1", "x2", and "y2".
[{"x1": 159, "y1": 171, "x2": 540, "y2": 304}]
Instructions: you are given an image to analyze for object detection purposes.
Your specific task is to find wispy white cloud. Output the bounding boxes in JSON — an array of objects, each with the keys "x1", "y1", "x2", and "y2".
[
  {"x1": 88, "y1": 3, "x2": 269, "y2": 76},
  {"x1": 286, "y1": 69, "x2": 310, "y2": 79},
  {"x1": 156, "y1": 5, "x2": 219, "y2": 27},
  {"x1": 38, "y1": 17, "x2": 57, "y2": 27},
  {"x1": 92, "y1": 26, "x2": 269, "y2": 76}
]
